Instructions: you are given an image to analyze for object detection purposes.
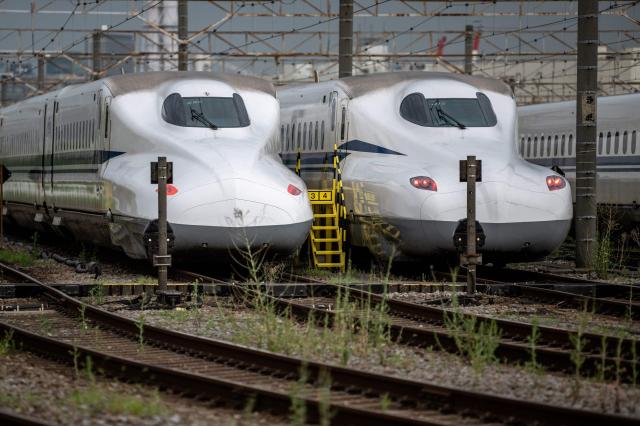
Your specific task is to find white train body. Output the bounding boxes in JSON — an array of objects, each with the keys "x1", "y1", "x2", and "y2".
[
  {"x1": 278, "y1": 72, "x2": 572, "y2": 262},
  {"x1": 0, "y1": 72, "x2": 312, "y2": 259},
  {"x1": 518, "y1": 93, "x2": 640, "y2": 223}
]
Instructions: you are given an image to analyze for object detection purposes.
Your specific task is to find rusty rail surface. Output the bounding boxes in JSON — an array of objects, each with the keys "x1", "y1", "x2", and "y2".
[
  {"x1": 179, "y1": 269, "x2": 640, "y2": 383},
  {"x1": 1, "y1": 263, "x2": 638, "y2": 425}
]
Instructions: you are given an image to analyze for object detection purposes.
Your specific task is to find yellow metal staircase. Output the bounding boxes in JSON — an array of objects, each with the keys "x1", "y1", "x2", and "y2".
[{"x1": 298, "y1": 146, "x2": 347, "y2": 270}]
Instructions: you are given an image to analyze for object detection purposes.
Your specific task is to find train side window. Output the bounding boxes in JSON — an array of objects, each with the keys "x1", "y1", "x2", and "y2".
[
  {"x1": 539, "y1": 136, "x2": 545, "y2": 157},
  {"x1": 598, "y1": 132, "x2": 603, "y2": 155},
  {"x1": 285, "y1": 124, "x2": 290, "y2": 151},
  {"x1": 606, "y1": 131, "x2": 611, "y2": 155},
  {"x1": 526, "y1": 137, "x2": 531, "y2": 158},
  {"x1": 554, "y1": 136, "x2": 559, "y2": 156},
  {"x1": 632, "y1": 130, "x2": 637, "y2": 154},
  {"x1": 314, "y1": 121, "x2": 319, "y2": 150},
  {"x1": 280, "y1": 126, "x2": 284, "y2": 151},
  {"x1": 303, "y1": 123, "x2": 307, "y2": 150},
  {"x1": 568, "y1": 134, "x2": 573, "y2": 156},
  {"x1": 104, "y1": 106, "x2": 110, "y2": 139},
  {"x1": 545, "y1": 136, "x2": 550, "y2": 157},
  {"x1": 533, "y1": 137, "x2": 538, "y2": 158},
  {"x1": 330, "y1": 93, "x2": 337, "y2": 131},
  {"x1": 614, "y1": 131, "x2": 620, "y2": 154},
  {"x1": 623, "y1": 131, "x2": 628, "y2": 154},
  {"x1": 291, "y1": 123, "x2": 296, "y2": 150},
  {"x1": 560, "y1": 134, "x2": 565, "y2": 156},
  {"x1": 321, "y1": 120, "x2": 325, "y2": 150}
]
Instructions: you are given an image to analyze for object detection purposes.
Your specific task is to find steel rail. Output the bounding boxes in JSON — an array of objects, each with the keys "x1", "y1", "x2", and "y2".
[
  {"x1": 180, "y1": 270, "x2": 640, "y2": 383},
  {"x1": 1, "y1": 264, "x2": 638, "y2": 425},
  {"x1": 0, "y1": 409, "x2": 55, "y2": 426},
  {"x1": 518, "y1": 285, "x2": 640, "y2": 319},
  {"x1": 4, "y1": 263, "x2": 637, "y2": 425}
]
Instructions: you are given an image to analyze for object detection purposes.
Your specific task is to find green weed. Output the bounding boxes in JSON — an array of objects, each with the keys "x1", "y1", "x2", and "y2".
[
  {"x1": 89, "y1": 283, "x2": 106, "y2": 305},
  {"x1": 443, "y1": 294, "x2": 501, "y2": 374},
  {"x1": 0, "y1": 330, "x2": 15, "y2": 355},
  {"x1": 0, "y1": 249, "x2": 36, "y2": 267},
  {"x1": 526, "y1": 318, "x2": 541, "y2": 373},
  {"x1": 69, "y1": 386, "x2": 167, "y2": 416}
]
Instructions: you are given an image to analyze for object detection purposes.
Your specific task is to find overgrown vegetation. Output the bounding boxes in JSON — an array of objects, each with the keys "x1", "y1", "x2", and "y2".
[
  {"x1": 67, "y1": 354, "x2": 168, "y2": 416},
  {"x1": 592, "y1": 206, "x2": 640, "y2": 278},
  {"x1": 0, "y1": 248, "x2": 37, "y2": 267},
  {"x1": 68, "y1": 387, "x2": 167, "y2": 417},
  {"x1": 214, "y1": 285, "x2": 394, "y2": 366},
  {"x1": 89, "y1": 283, "x2": 106, "y2": 305},
  {"x1": 442, "y1": 294, "x2": 501, "y2": 374},
  {"x1": 0, "y1": 330, "x2": 15, "y2": 355}
]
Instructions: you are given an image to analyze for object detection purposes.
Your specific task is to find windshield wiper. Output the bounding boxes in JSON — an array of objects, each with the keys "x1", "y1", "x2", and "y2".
[
  {"x1": 432, "y1": 102, "x2": 466, "y2": 129},
  {"x1": 190, "y1": 108, "x2": 218, "y2": 130}
]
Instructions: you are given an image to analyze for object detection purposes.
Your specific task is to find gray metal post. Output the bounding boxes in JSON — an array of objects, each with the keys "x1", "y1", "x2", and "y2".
[
  {"x1": 0, "y1": 78, "x2": 6, "y2": 107},
  {"x1": 0, "y1": 164, "x2": 3, "y2": 248},
  {"x1": 465, "y1": 156, "x2": 477, "y2": 293},
  {"x1": 157, "y1": 156, "x2": 168, "y2": 292},
  {"x1": 464, "y1": 25, "x2": 473, "y2": 75},
  {"x1": 575, "y1": 0, "x2": 598, "y2": 268},
  {"x1": 37, "y1": 55, "x2": 45, "y2": 91},
  {"x1": 178, "y1": 0, "x2": 188, "y2": 71},
  {"x1": 338, "y1": 0, "x2": 353, "y2": 78},
  {"x1": 92, "y1": 31, "x2": 101, "y2": 80}
]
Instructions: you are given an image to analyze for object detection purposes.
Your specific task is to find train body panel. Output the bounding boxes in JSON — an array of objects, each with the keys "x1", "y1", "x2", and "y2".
[
  {"x1": 518, "y1": 93, "x2": 640, "y2": 223},
  {"x1": 0, "y1": 72, "x2": 312, "y2": 259},
  {"x1": 279, "y1": 72, "x2": 572, "y2": 262}
]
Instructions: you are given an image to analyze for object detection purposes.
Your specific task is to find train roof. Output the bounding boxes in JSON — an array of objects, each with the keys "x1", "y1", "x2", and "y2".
[
  {"x1": 102, "y1": 71, "x2": 276, "y2": 97},
  {"x1": 278, "y1": 72, "x2": 513, "y2": 99},
  {"x1": 337, "y1": 72, "x2": 513, "y2": 98}
]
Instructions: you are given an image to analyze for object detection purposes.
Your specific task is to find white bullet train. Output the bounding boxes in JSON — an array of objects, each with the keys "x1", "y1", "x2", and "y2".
[
  {"x1": 277, "y1": 72, "x2": 572, "y2": 263},
  {"x1": 518, "y1": 93, "x2": 640, "y2": 224},
  {"x1": 0, "y1": 72, "x2": 312, "y2": 259}
]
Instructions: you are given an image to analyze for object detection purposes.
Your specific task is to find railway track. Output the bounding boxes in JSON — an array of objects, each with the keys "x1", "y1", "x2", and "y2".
[
  {"x1": 3, "y1": 265, "x2": 637, "y2": 425},
  {"x1": 468, "y1": 266, "x2": 640, "y2": 319},
  {"x1": 174, "y1": 270, "x2": 640, "y2": 384}
]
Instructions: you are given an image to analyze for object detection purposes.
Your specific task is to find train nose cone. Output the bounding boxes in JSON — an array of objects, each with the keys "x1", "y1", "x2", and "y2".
[
  {"x1": 171, "y1": 175, "x2": 312, "y2": 254},
  {"x1": 415, "y1": 169, "x2": 572, "y2": 260}
]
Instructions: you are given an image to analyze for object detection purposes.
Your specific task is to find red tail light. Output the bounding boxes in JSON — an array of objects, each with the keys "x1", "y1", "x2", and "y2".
[
  {"x1": 546, "y1": 175, "x2": 566, "y2": 191},
  {"x1": 410, "y1": 176, "x2": 438, "y2": 191},
  {"x1": 287, "y1": 184, "x2": 302, "y2": 196},
  {"x1": 155, "y1": 184, "x2": 179, "y2": 196}
]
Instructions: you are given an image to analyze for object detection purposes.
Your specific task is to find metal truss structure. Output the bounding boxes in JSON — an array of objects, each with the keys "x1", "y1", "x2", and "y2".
[{"x1": 0, "y1": 0, "x2": 638, "y2": 105}]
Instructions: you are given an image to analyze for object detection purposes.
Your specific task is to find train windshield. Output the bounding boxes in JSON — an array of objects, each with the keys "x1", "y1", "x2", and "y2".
[
  {"x1": 400, "y1": 92, "x2": 497, "y2": 128},
  {"x1": 162, "y1": 93, "x2": 250, "y2": 128}
]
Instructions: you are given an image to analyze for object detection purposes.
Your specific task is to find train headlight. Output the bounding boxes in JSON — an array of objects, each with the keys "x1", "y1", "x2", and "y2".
[
  {"x1": 410, "y1": 176, "x2": 438, "y2": 191},
  {"x1": 287, "y1": 184, "x2": 303, "y2": 196},
  {"x1": 546, "y1": 175, "x2": 566, "y2": 191}
]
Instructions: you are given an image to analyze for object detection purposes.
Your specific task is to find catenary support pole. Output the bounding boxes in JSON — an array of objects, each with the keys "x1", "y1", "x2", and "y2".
[
  {"x1": 178, "y1": 0, "x2": 188, "y2": 71},
  {"x1": 464, "y1": 25, "x2": 473, "y2": 75},
  {"x1": 0, "y1": 164, "x2": 3, "y2": 248},
  {"x1": 575, "y1": 0, "x2": 598, "y2": 268},
  {"x1": 0, "y1": 78, "x2": 6, "y2": 107},
  {"x1": 92, "y1": 31, "x2": 101, "y2": 80},
  {"x1": 339, "y1": 0, "x2": 353, "y2": 78},
  {"x1": 156, "y1": 157, "x2": 168, "y2": 293},
  {"x1": 37, "y1": 55, "x2": 44, "y2": 91}
]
